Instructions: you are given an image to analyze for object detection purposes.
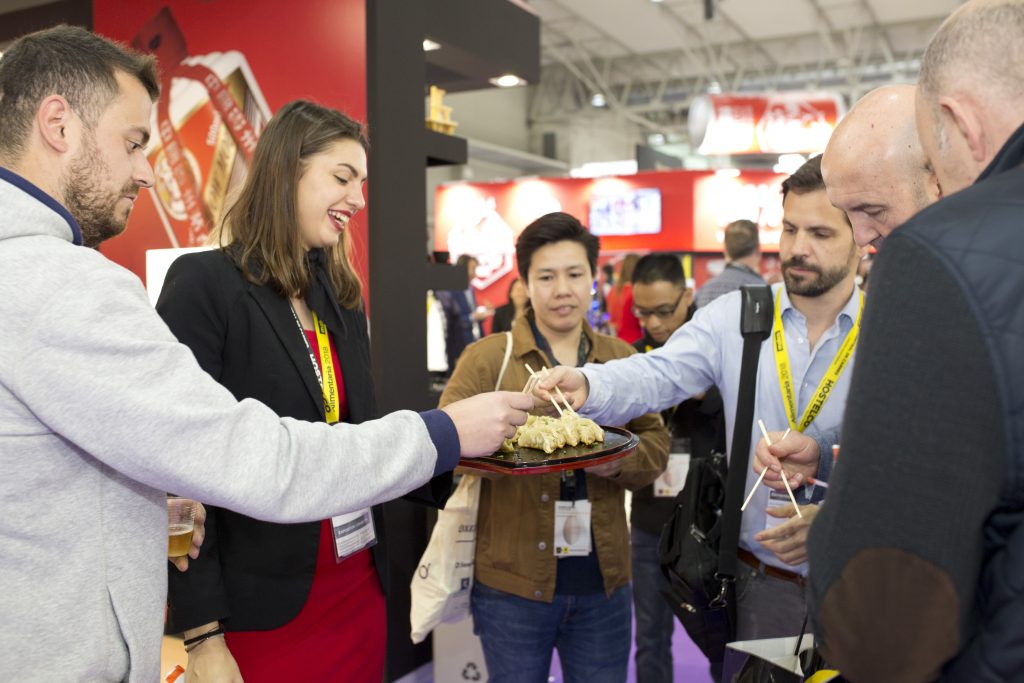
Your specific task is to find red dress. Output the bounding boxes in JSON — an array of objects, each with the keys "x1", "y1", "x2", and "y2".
[{"x1": 224, "y1": 330, "x2": 386, "y2": 682}]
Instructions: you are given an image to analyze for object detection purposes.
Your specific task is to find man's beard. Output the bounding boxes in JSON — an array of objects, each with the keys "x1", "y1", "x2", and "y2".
[
  {"x1": 63, "y1": 135, "x2": 135, "y2": 248},
  {"x1": 782, "y1": 254, "x2": 852, "y2": 298}
]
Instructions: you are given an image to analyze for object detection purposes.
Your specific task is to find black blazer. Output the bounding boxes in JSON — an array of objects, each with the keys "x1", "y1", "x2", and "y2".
[{"x1": 158, "y1": 248, "x2": 451, "y2": 633}]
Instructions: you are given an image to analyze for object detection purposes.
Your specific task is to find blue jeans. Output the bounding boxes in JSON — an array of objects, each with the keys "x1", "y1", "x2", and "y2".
[
  {"x1": 471, "y1": 581, "x2": 632, "y2": 683},
  {"x1": 630, "y1": 526, "x2": 675, "y2": 682}
]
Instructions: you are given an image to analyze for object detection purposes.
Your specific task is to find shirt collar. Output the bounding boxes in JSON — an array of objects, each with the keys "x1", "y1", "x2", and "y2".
[
  {"x1": 775, "y1": 281, "x2": 862, "y2": 326},
  {"x1": 0, "y1": 166, "x2": 83, "y2": 246},
  {"x1": 837, "y1": 283, "x2": 864, "y2": 323},
  {"x1": 512, "y1": 311, "x2": 601, "y2": 363},
  {"x1": 726, "y1": 261, "x2": 758, "y2": 276}
]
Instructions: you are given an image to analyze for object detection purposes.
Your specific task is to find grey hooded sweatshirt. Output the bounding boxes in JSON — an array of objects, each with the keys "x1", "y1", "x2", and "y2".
[{"x1": 0, "y1": 168, "x2": 459, "y2": 682}]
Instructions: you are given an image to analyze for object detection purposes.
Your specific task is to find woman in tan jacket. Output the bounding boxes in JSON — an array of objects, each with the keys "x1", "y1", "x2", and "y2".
[{"x1": 439, "y1": 212, "x2": 670, "y2": 683}]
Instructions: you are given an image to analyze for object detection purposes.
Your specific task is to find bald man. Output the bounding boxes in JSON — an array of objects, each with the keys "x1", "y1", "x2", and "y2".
[
  {"x1": 822, "y1": 84, "x2": 942, "y2": 249},
  {"x1": 807, "y1": 1, "x2": 1024, "y2": 681}
]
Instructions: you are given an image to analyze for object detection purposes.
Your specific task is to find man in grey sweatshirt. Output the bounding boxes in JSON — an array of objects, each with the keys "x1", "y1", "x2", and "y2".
[{"x1": 0, "y1": 26, "x2": 531, "y2": 681}]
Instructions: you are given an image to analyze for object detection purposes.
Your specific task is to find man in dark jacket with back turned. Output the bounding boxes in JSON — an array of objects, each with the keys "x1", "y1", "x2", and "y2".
[{"x1": 807, "y1": 2, "x2": 1024, "y2": 681}]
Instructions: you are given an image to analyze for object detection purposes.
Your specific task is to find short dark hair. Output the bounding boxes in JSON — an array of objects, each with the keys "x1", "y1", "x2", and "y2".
[
  {"x1": 780, "y1": 154, "x2": 852, "y2": 228},
  {"x1": 781, "y1": 154, "x2": 826, "y2": 203},
  {"x1": 632, "y1": 253, "x2": 685, "y2": 287},
  {"x1": 516, "y1": 212, "x2": 600, "y2": 281},
  {"x1": 724, "y1": 219, "x2": 760, "y2": 260},
  {"x1": 0, "y1": 25, "x2": 160, "y2": 160}
]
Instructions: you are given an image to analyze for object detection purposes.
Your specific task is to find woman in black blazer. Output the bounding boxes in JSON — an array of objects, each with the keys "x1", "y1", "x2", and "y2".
[{"x1": 157, "y1": 101, "x2": 450, "y2": 682}]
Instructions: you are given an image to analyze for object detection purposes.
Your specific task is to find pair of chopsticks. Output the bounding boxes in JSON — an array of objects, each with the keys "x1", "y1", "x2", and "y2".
[
  {"x1": 523, "y1": 363, "x2": 576, "y2": 417},
  {"x1": 740, "y1": 420, "x2": 801, "y2": 518}
]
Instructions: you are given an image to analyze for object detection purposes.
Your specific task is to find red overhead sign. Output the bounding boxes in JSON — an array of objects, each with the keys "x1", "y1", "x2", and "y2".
[{"x1": 689, "y1": 92, "x2": 844, "y2": 155}]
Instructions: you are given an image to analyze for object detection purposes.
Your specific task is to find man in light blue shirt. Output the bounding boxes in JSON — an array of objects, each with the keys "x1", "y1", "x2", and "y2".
[
  {"x1": 539, "y1": 156, "x2": 866, "y2": 645},
  {"x1": 754, "y1": 85, "x2": 941, "y2": 496}
]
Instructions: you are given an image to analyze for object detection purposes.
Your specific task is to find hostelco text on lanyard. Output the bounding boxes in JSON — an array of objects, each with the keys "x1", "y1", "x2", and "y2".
[
  {"x1": 772, "y1": 289, "x2": 864, "y2": 433},
  {"x1": 290, "y1": 305, "x2": 376, "y2": 562}
]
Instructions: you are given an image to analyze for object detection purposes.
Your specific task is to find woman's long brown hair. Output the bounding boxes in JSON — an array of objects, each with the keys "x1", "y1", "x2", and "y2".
[
  {"x1": 613, "y1": 253, "x2": 640, "y2": 293},
  {"x1": 213, "y1": 100, "x2": 368, "y2": 309}
]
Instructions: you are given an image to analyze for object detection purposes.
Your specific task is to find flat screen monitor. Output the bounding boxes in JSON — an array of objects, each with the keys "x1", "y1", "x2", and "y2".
[{"x1": 588, "y1": 188, "x2": 662, "y2": 236}]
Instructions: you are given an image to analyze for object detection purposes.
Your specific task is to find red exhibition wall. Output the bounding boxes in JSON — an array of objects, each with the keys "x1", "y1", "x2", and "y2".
[
  {"x1": 434, "y1": 168, "x2": 787, "y2": 308},
  {"x1": 93, "y1": 0, "x2": 368, "y2": 287}
]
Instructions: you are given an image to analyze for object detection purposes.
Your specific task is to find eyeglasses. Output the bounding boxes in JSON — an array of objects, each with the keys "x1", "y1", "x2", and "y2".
[{"x1": 631, "y1": 289, "x2": 687, "y2": 321}]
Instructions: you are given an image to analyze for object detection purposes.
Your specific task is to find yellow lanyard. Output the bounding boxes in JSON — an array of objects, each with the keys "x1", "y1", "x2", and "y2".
[
  {"x1": 312, "y1": 311, "x2": 341, "y2": 424},
  {"x1": 772, "y1": 289, "x2": 863, "y2": 433}
]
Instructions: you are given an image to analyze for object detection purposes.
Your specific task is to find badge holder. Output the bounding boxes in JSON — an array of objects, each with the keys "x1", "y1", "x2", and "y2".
[{"x1": 330, "y1": 509, "x2": 377, "y2": 562}]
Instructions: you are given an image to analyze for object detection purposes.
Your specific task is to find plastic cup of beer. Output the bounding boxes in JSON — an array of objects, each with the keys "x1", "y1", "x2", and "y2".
[{"x1": 167, "y1": 497, "x2": 196, "y2": 559}]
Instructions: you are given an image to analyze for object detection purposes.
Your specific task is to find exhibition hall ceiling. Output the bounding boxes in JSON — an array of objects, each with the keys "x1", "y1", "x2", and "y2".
[
  {"x1": 0, "y1": 0, "x2": 965, "y2": 142},
  {"x1": 524, "y1": 0, "x2": 965, "y2": 130}
]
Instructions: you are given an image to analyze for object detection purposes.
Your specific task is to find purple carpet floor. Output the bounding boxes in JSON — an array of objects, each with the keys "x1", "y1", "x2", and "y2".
[{"x1": 547, "y1": 617, "x2": 714, "y2": 683}]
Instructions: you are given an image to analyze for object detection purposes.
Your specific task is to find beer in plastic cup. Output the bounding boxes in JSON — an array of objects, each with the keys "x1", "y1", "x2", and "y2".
[{"x1": 167, "y1": 497, "x2": 196, "y2": 558}]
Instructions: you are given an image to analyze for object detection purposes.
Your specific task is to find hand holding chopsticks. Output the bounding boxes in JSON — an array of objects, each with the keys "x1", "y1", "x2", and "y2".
[
  {"x1": 540, "y1": 365, "x2": 577, "y2": 416},
  {"x1": 524, "y1": 364, "x2": 575, "y2": 417},
  {"x1": 741, "y1": 421, "x2": 800, "y2": 517}
]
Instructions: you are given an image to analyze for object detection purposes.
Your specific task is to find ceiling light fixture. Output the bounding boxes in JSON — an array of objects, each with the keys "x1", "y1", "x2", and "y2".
[
  {"x1": 489, "y1": 74, "x2": 527, "y2": 88},
  {"x1": 570, "y1": 160, "x2": 638, "y2": 178},
  {"x1": 423, "y1": 39, "x2": 441, "y2": 51}
]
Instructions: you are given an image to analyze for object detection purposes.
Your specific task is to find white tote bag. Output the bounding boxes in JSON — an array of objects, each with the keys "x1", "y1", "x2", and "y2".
[
  {"x1": 409, "y1": 333, "x2": 514, "y2": 644},
  {"x1": 409, "y1": 473, "x2": 481, "y2": 644}
]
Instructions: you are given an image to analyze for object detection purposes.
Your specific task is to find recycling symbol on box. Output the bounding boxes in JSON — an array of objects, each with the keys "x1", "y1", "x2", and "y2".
[{"x1": 462, "y1": 662, "x2": 482, "y2": 681}]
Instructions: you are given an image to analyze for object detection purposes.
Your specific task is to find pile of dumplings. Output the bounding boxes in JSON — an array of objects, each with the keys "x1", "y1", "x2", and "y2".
[{"x1": 500, "y1": 414, "x2": 605, "y2": 455}]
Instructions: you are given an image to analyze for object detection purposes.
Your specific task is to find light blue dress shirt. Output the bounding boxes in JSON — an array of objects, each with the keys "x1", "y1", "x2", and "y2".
[{"x1": 581, "y1": 282, "x2": 862, "y2": 575}]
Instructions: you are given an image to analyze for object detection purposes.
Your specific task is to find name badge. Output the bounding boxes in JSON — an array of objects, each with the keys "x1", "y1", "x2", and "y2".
[
  {"x1": 553, "y1": 500, "x2": 592, "y2": 557},
  {"x1": 654, "y1": 452, "x2": 691, "y2": 497},
  {"x1": 330, "y1": 509, "x2": 377, "y2": 562},
  {"x1": 764, "y1": 490, "x2": 792, "y2": 531}
]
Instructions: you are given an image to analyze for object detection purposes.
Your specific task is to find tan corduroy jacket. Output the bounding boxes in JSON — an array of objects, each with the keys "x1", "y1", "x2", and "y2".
[{"x1": 439, "y1": 315, "x2": 670, "y2": 602}]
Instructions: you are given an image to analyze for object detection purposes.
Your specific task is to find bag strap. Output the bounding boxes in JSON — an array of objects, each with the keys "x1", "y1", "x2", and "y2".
[
  {"x1": 717, "y1": 284, "x2": 774, "y2": 580},
  {"x1": 494, "y1": 332, "x2": 514, "y2": 391}
]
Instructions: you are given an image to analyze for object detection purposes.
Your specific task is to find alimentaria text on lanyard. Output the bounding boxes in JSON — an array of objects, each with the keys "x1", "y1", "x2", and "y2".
[{"x1": 289, "y1": 306, "x2": 341, "y2": 424}]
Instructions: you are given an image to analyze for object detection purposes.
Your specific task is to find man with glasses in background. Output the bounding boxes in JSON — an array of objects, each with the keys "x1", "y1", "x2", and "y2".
[{"x1": 628, "y1": 253, "x2": 726, "y2": 681}]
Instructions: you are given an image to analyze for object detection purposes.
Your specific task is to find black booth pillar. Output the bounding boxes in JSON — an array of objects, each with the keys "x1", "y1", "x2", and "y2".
[{"x1": 366, "y1": 1, "x2": 538, "y2": 679}]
